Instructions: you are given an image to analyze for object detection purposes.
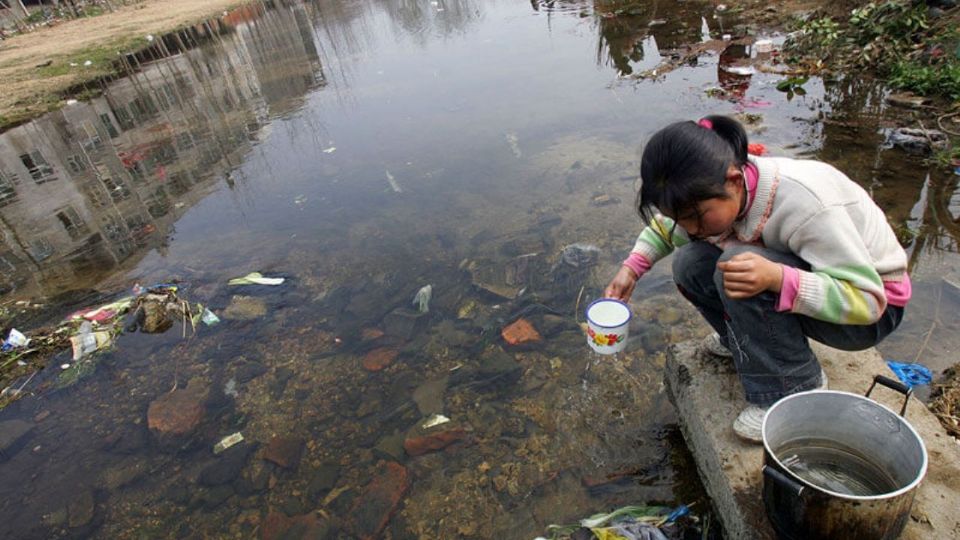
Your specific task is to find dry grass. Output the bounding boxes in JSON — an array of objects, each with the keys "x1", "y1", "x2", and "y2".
[{"x1": 931, "y1": 365, "x2": 960, "y2": 440}]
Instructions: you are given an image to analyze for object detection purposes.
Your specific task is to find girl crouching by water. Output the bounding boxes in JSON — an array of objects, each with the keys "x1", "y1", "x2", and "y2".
[{"x1": 605, "y1": 115, "x2": 910, "y2": 443}]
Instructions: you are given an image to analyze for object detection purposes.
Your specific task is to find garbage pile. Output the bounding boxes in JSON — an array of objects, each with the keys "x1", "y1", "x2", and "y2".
[
  {"x1": 539, "y1": 504, "x2": 706, "y2": 540},
  {"x1": 0, "y1": 282, "x2": 222, "y2": 407}
]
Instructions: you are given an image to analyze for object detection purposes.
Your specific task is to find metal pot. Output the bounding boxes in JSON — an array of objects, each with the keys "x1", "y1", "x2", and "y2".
[{"x1": 761, "y1": 375, "x2": 928, "y2": 540}]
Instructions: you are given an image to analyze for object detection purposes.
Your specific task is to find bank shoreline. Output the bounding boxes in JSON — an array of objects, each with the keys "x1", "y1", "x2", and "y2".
[{"x1": 0, "y1": 0, "x2": 252, "y2": 131}]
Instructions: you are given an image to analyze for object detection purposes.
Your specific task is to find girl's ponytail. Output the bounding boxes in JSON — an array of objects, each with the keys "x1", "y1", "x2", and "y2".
[
  {"x1": 701, "y1": 114, "x2": 748, "y2": 166},
  {"x1": 637, "y1": 115, "x2": 750, "y2": 224}
]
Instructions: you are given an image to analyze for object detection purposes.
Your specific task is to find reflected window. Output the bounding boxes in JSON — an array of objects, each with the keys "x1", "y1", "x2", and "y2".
[
  {"x1": 102, "y1": 177, "x2": 131, "y2": 202},
  {"x1": 126, "y1": 161, "x2": 147, "y2": 183},
  {"x1": 155, "y1": 84, "x2": 179, "y2": 110},
  {"x1": 113, "y1": 105, "x2": 135, "y2": 131},
  {"x1": 145, "y1": 188, "x2": 170, "y2": 218},
  {"x1": 130, "y1": 96, "x2": 159, "y2": 123},
  {"x1": 29, "y1": 237, "x2": 54, "y2": 261},
  {"x1": 0, "y1": 169, "x2": 18, "y2": 207},
  {"x1": 66, "y1": 155, "x2": 88, "y2": 174},
  {"x1": 100, "y1": 113, "x2": 119, "y2": 138},
  {"x1": 82, "y1": 183, "x2": 108, "y2": 208},
  {"x1": 168, "y1": 172, "x2": 190, "y2": 197},
  {"x1": 19, "y1": 151, "x2": 56, "y2": 184},
  {"x1": 56, "y1": 206, "x2": 88, "y2": 240},
  {"x1": 81, "y1": 121, "x2": 105, "y2": 153}
]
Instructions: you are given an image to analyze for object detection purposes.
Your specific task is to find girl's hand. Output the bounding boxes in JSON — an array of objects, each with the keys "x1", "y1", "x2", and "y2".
[
  {"x1": 605, "y1": 266, "x2": 639, "y2": 302},
  {"x1": 716, "y1": 252, "x2": 783, "y2": 299}
]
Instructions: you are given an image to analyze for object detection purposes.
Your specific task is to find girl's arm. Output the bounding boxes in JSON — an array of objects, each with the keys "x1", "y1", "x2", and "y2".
[{"x1": 606, "y1": 216, "x2": 689, "y2": 301}]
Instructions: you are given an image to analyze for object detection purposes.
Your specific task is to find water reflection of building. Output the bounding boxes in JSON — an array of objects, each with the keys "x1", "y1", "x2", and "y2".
[{"x1": 0, "y1": 2, "x2": 324, "y2": 298}]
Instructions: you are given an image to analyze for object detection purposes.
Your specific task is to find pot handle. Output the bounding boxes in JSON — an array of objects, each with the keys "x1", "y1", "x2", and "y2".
[
  {"x1": 763, "y1": 465, "x2": 805, "y2": 497},
  {"x1": 865, "y1": 374, "x2": 912, "y2": 417}
]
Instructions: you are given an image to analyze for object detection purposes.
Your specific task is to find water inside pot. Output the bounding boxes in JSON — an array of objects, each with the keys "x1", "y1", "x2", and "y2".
[{"x1": 777, "y1": 438, "x2": 900, "y2": 497}]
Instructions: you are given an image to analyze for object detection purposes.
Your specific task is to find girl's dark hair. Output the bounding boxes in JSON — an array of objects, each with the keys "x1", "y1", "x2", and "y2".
[{"x1": 637, "y1": 115, "x2": 749, "y2": 225}]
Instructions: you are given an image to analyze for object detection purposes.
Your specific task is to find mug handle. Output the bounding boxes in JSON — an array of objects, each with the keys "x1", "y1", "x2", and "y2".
[{"x1": 865, "y1": 374, "x2": 912, "y2": 417}]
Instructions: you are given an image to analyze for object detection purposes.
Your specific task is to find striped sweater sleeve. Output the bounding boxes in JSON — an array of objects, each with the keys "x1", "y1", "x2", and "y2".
[
  {"x1": 784, "y1": 206, "x2": 887, "y2": 324},
  {"x1": 629, "y1": 215, "x2": 690, "y2": 266}
]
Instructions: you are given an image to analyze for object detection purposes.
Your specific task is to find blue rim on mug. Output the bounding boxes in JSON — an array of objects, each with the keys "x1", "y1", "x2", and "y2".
[{"x1": 585, "y1": 298, "x2": 632, "y2": 328}]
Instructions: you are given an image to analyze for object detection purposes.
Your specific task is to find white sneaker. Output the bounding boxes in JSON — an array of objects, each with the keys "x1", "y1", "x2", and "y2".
[
  {"x1": 734, "y1": 370, "x2": 829, "y2": 443},
  {"x1": 701, "y1": 332, "x2": 733, "y2": 359},
  {"x1": 733, "y1": 404, "x2": 767, "y2": 443}
]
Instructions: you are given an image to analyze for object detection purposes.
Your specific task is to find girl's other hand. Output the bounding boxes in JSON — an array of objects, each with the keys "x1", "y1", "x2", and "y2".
[
  {"x1": 605, "y1": 266, "x2": 639, "y2": 302},
  {"x1": 716, "y1": 252, "x2": 783, "y2": 299}
]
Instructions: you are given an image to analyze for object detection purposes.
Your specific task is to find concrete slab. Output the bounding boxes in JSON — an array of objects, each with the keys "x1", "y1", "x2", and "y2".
[{"x1": 664, "y1": 340, "x2": 960, "y2": 540}]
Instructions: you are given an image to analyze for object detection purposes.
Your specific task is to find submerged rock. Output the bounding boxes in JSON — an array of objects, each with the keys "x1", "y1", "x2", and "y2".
[
  {"x1": 502, "y1": 318, "x2": 542, "y2": 345},
  {"x1": 67, "y1": 490, "x2": 95, "y2": 528},
  {"x1": 306, "y1": 462, "x2": 341, "y2": 502},
  {"x1": 222, "y1": 295, "x2": 267, "y2": 321},
  {"x1": 449, "y1": 345, "x2": 522, "y2": 392},
  {"x1": 0, "y1": 419, "x2": 34, "y2": 459},
  {"x1": 147, "y1": 382, "x2": 207, "y2": 437},
  {"x1": 403, "y1": 421, "x2": 467, "y2": 456},
  {"x1": 199, "y1": 443, "x2": 255, "y2": 486},
  {"x1": 261, "y1": 511, "x2": 329, "y2": 540},
  {"x1": 412, "y1": 376, "x2": 448, "y2": 415},
  {"x1": 263, "y1": 436, "x2": 304, "y2": 470},
  {"x1": 345, "y1": 462, "x2": 409, "y2": 540},
  {"x1": 362, "y1": 347, "x2": 399, "y2": 372},
  {"x1": 383, "y1": 308, "x2": 427, "y2": 341}
]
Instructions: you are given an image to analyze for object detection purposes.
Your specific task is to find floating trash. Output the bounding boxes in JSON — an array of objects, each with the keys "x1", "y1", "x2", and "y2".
[
  {"x1": 1, "y1": 329, "x2": 30, "y2": 351},
  {"x1": 228, "y1": 272, "x2": 285, "y2": 286},
  {"x1": 213, "y1": 432, "x2": 244, "y2": 454},
  {"x1": 422, "y1": 414, "x2": 450, "y2": 429},
  {"x1": 413, "y1": 284, "x2": 432, "y2": 314}
]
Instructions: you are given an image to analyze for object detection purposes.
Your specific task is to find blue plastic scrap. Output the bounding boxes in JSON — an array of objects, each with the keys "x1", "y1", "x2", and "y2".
[{"x1": 886, "y1": 361, "x2": 932, "y2": 388}]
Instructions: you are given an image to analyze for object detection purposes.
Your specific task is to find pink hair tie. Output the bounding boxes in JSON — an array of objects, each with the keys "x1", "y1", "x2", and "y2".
[{"x1": 697, "y1": 118, "x2": 713, "y2": 130}]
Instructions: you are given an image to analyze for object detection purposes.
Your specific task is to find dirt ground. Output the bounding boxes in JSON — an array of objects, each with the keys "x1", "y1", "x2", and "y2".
[{"x1": 0, "y1": 0, "x2": 246, "y2": 127}]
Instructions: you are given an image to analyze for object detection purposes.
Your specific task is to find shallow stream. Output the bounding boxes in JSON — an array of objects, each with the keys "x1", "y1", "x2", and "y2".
[{"x1": 1, "y1": 0, "x2": 959, "y2": 538}]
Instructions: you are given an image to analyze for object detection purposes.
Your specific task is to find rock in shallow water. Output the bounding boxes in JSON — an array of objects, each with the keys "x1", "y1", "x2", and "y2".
[
  {"x1": 0, "y1": 419, "x2": 34, "y2": 459},
  {"x1": 345, "y1": 462, "x2": 409, "y2": 540},
  {"x1": 263, "y1": 436, "x2": 303, "y2": 470}
]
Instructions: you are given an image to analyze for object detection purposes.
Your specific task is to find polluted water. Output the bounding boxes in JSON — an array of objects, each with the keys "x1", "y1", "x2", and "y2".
[{"x1": 778, "y1": 439, "x2": 900, "y2": 496}]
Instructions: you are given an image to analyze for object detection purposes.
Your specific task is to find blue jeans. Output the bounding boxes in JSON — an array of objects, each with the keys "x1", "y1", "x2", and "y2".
[{"x1": 672, "y1": 242, "x2": 905, "y2": 406}]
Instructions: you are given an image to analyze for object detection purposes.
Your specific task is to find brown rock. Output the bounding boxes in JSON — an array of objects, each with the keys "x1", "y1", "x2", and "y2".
[
  {"x1": 263, "y1": 436, "x2": 304, "y2": 470},
  {"x1": 147, "y1": 383, "x2": 207, "y2": 436},
  {"x1": 261, "y1": 511, "x2": 327, "y2": 540},
  {"x1": 361, "y1": 328, "x2": 384, "y2": 341},
  {"x1": 362, "y1": 347, "x2": 398, "y2": 372},
  {"x1": 33, "y1": 411, "x2": 51, "y2": 423},
  {"x1": 403, "y1": 427, "x2": 466, "y2": 456},
  {"x1": 501, "y1": 318, "x2": 542, "y2": 345},
  {"x1": 345, "y1": 462, "x2": 409, "y2": 540},
  {"x1": 67, "y1": 490, "x2": 95, "y2": 528}
]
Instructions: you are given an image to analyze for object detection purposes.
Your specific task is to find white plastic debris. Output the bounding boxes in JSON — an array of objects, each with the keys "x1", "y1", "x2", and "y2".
[
  {"x1": 322, "y1": 146, "x2": 336, "y2": 153},
  {"x1": 65, "y1": 99, "x2": 78, "y2": 105},
  {"x1": 413, "y1": 284, "x2": 432, "y2": 314},
  {"x1": 146, "y1": 34, "x2": 154, "y2": 41},
  {"x1": 228, "y1": 272, "x2": 285, "y2": 286},
  {"x1": 754, "y1": 39, "x2": 774, "y2": 54},
  {"x1": 214, "y1": 432, "x2": 244, "y2": 454},
  {"x1": 200, "y1": 308, "x2": 220, "y2": 326},
  {"x1": 722, "y1": 34, "x2": 732, "y2": 41},
  {"x1": 83, "y1": 60, "x2": 92, "y2": 66},
  {"x1": 385, "y1": 170, "x2": 402, "y2": 193},
  {"x1": 60, "y1": 363, "x2": 71, "y2": 370},
  {"x1": 3, "y1": 328, "x2": 30, "y2": 349},
  {"x1": 422, "y1": 414, "x2": 450, "y2": 429}
]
